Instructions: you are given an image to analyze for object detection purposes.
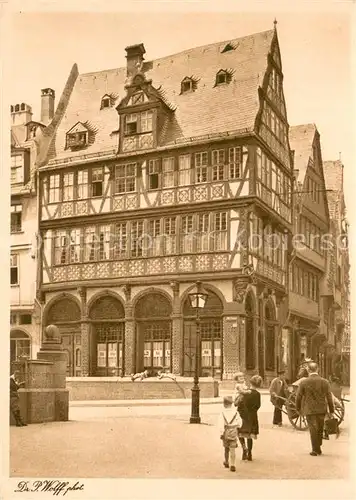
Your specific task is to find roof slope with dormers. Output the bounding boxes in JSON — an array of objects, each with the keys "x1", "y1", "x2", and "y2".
[
  {"x1": 47, "y1": 29, "x2": 276, "y2": 164},
  {"x1": 289, "y1": 123, "x2": 317, "y2": 185}
]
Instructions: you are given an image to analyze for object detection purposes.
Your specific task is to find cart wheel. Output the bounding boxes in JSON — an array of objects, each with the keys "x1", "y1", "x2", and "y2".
[
  {"x1": 287, "y1": 392, "x2": 308, "y2": 431},
  {"x1": 334, "y1": 400, "x2": 345, "y2": 426}
]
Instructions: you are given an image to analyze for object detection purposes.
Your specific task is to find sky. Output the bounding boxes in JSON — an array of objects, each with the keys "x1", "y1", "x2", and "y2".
[{"x1": 7, "y1": 7, "x2": 354, "y2": 209}]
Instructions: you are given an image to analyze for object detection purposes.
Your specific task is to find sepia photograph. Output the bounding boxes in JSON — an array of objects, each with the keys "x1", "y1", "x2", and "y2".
[{"x1": 1, "y1": 1, "x2": 354, "y2": 498}]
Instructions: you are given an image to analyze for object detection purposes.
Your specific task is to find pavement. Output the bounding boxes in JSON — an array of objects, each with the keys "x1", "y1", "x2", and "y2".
[{"x1": 10, "y1": 394, "x2": 350, "y2": 480}]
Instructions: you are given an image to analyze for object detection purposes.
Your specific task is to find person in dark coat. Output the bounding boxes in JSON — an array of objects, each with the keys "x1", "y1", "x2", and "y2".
[
  {"x1": 10, "y1": 370, "x2": 27, "y2": 426},
  {"x1": 236, "y1": 374, "x2": 262, "y2": 461},
  {"x1": 269, "y1": 370, "x2": 289, "y2": 426},
  {"x1": 295, "y1": 362, "x2": 334, "y2": 456}
]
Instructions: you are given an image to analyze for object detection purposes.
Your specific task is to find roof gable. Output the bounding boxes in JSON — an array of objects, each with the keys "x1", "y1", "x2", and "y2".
[
  {"x1": 289, "y1": 124, "x2": 316, "y2": 185},
  {"x1": 67, "y1": 122, "x2": 90, "y2": 135},
  {"x1": 290, "y1": 123, "x2": 330, "y2": 222},
  {"x1": 47, "y1": 29, "x2": 275, "y2": 163}
]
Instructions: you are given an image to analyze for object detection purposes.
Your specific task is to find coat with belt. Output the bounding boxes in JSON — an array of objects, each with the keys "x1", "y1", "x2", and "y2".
[
  {"x1": 295, "y1": 374, "x2": 335, "y2": 416},
  {"x1": 237, "y1": 389, "x2": 261, "y2": 435}
]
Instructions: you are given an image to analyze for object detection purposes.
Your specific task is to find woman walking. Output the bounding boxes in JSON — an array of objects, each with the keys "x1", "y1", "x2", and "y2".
[{"x1": 236, "y1": 374, "x2": 262, "y2": 461}]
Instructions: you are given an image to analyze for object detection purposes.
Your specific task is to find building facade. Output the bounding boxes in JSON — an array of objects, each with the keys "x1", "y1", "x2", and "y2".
[
  {"x1": 286, "y1": 124, "x2": 330, "y2": 381},
  {"x1": 36, "y1": 28, "x2": 294, "y2": 383},
  {"x1": 10, "y1": 102, "x2": 42, "y2": 364},
  {"x1": 323, "y1": 160, "x2": 351, "y2": 384}
]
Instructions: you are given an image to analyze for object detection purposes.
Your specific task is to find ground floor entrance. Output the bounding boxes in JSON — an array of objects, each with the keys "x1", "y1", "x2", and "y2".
[{"x1": 42, "y1": 282, "x2": 284, "y2": 382}]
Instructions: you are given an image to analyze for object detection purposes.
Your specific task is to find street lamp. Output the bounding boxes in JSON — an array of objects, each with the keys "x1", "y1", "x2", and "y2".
[{"x1": 188, "y1": 281, "x2": 208, "y2": 424}]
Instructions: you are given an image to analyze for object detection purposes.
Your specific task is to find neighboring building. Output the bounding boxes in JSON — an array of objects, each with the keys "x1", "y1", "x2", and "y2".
[
  {"x1": 37, "y1": 27, "x2": 294, "y2": 383},
  {"x1": 323, "y1": 160, "x2": 351, "y2": 385},
  {"x1": 287, "y1": 124, "x2": 330, "y2": 381},
  {"x1": 10, "y1": 99, "x2": 46, "y2": 364}
]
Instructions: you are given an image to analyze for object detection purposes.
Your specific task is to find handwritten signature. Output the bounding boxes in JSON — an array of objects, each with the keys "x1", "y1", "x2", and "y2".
[{"x1": 15, "y1": 480, "x2": 84, "y2": 496}]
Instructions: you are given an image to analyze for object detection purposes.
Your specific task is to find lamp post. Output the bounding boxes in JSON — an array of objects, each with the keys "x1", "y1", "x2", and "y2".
[{"x1": 188, "y1": 281, "x2": 208, "y2": 424}]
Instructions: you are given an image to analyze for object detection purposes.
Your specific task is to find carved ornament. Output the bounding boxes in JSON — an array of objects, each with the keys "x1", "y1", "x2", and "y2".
[{"x1": 233, "y1": 278, "x2": 250, "y2": 303}]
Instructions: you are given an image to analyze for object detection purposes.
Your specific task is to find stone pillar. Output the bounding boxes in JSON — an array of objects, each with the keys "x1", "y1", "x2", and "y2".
[
  {"x1": 222, "y1": 315, "x2": 239, "y2": 379},
  {"x1": 170, "y1": 281, "x2": 182, "y2": 375},
  {"x1": 123, "y1": 285, "x2": 135, "y2": 376},
  {"x1": 80, "y1": 322, "x2": 90, "y2": 377},
  {"x1": 78, "y1": 287, "x2": 90, "y2": 377},
  {"x1": 36, "y1": 324, "x2": 69, "y2": 421}
]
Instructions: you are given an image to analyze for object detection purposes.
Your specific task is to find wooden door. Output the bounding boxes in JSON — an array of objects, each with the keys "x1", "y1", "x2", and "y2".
[{"x1": 61, "y1": 332, "x2": 82, "y2": 377}]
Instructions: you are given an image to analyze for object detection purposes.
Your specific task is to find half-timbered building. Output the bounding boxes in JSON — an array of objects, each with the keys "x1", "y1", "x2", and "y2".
[
  {"x1": 37, "y1": 26, "x2": 293, "y2": 383},
  {"x1": 287, "y1": 124, "x2": 331, "y2": 380}
]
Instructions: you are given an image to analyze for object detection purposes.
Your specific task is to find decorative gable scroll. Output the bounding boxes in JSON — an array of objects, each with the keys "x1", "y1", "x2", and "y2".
[{"x1": 65, "y1": 121, "x2": 98, "y2": 150}]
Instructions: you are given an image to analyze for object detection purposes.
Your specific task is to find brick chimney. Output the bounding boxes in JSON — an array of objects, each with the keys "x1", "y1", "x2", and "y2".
[
  {"x1": 125, "y1": 43, "x2": 146, "y2": 78},
  {"x1": 41, "y1": 88, "x2": 55, "y2": 124}
]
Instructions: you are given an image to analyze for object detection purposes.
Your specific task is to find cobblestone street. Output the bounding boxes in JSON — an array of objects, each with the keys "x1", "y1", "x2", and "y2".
[{"x1": 10, "y1": 395, "x2": 349, "y2": 479}]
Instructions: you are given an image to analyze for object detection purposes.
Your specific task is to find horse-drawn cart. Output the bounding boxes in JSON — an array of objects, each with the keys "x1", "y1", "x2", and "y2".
[{"x1": 274, "y1": 378, "x2": 347, "y2": 431}]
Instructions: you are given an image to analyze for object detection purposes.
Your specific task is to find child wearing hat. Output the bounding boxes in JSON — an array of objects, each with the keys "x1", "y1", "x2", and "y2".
[{"x1": 218, "y1": 396, "x2": 242, "y2": 472}]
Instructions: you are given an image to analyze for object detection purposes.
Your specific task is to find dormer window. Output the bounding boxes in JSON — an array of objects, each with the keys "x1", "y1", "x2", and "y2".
[
  {"x1": 65, "y1": 122, "x2": 93, "y2": 150},
  {"x1": 215, "y1": 69, "x2": 232, "y2": 86},
  {"x1": 100, "y1": 93, "x2": 117, "y2": 110},
  {"x1": 180, "y1": 76, "x2": 199, "y2": 94},
  {"x1": 101, "y1": 97, "x2": 111, "y2": 109},
  {"x1": 67, "y1": 131, "x2": 88, "y2": 149},
  {"x1": 125, "y1": 114, "x2": 138, "y2": 135},
  {"x1": 124, "y1": 111, "x2": 153, "y2": 136},
  {"x1": 221, "y1": 42, "x2": 236, "y2": 53},
  {"x1": 181, "y1": 78, "x2": 193, "y2": 94}
]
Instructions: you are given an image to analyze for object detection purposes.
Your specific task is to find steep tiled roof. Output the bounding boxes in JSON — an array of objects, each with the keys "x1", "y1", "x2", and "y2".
[
  {"x1": 49, "y1": 29, "x2": 275, "y2": 163},
  {"x1": 289, "y1": 123, "x2": 316, "y2": 185}
]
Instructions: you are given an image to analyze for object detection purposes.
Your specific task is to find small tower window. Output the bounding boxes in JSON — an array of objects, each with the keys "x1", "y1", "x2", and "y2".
[{"x1": 15, "y1": 104, "x2": 20, "y2": 112}]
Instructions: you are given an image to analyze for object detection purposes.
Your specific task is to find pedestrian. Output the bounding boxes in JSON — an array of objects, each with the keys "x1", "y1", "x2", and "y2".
[
  {"x1": 10, "y1": 370, "x2": 27, "y2": 427},
  {"x1": 236, "y1": 374, "x2": 262, "y2": 461},
  {"x1": 269, "y1": 370, "x2": 289, "y2": 426},
  {"x1": 295, "y1": 362, "x2": 335, "y2": 456},
  {"x1": 297, "y1": 357, "x2": 313, "y2": 380},
  {"x1": 233, "y1": 371, "x2": 251, "y2": 407},
  {"x1": 218, "y1": 396, "x2": 242, "y2": 472}
]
